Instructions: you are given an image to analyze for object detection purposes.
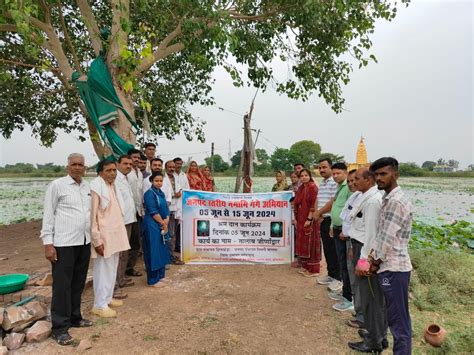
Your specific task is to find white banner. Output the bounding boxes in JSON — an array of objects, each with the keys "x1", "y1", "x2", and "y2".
[{"x1": 181, "y1": 190, "x2": 293, "y2": 264}]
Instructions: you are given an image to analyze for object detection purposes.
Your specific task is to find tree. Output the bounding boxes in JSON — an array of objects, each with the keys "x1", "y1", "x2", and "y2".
[
  {"x1": 437, "y1": 158, "x2": 446, "y2": 165},
  {"x1": 205, "y1": 154, "x2": 229, "y2": 172},
  {"x1": 319, "y1": 152, "x2": 345, "y2": 165},
  {"x1": 447, "y1": 159, "x2": 459, "y2": 169},
  {"x1": 421, "y1": 161, "x2": 436, "y2": 171},
  {"x1": 0, "y1": 1, "x2": 407, "y2": 157},
  {"x1": 289, "y1": 140, "x2": 321, "y2": 169},
  {"x1": 270, "y1": 148, "x2": 294, "y2": 172}
]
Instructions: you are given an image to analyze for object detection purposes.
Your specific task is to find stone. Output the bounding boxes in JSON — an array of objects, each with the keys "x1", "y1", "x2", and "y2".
[
  {"x1": 2, "y1": 332, "x2": 25, "y2": 350},
  {"x1": 2, "y1": 306, "x2": 30, "y2": 331},
  {"x1": 0, "y1": 308, "x2": 4, "y2": 326},
  {"x1": 2, "y1": 302, "x2": 47, "y2": 331},
  {"x1": 76, "y1": 339, "x2": 93, "y2": 352},
  {"x1": 25, "y1": 320, "x2": 52, "y2": 343},
  {"x1": 11, "y1": 320, "x2": 34, "y2": 333},
  {"x1": 0, "y1": 346, "x2": 8, "y2": 355},
  {"x1": 35, "y1": 274, "x2": 53, "y2": 287},
  {"x1": 23, "y1": 301, "x2": 47, "y2": 322}
]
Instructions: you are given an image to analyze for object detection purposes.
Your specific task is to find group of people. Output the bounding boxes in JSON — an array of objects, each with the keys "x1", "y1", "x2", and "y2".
[
  {"x1": 40, "y1": 143, "x2": 216, "y2": 345},
  {"x1": 285, "y1": 157, "x2": 412, "y2": 354},
  {"x1": 40, "y1": 146, "x2": 412, "y2": 354}
]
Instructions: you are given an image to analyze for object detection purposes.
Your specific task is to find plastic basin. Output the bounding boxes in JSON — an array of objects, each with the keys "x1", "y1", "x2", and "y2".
[{"x1": 0, "y1": 274, "x2": 29, "y2": 295}]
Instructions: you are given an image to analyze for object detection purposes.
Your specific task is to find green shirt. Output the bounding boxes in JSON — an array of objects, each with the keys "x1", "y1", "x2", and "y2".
[{"x1": 330, "y1": 180, "x2": 352, "y2": 227}]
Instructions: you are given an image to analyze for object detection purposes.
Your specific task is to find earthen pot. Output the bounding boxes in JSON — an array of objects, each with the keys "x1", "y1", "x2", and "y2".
[{"x1": 424, "y1": 324, "x2": 447, "y2": 347}]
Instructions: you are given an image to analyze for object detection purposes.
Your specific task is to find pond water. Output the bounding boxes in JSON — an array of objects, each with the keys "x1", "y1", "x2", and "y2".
[{"x1": 0, "y1": 177, "x2": 472, "y2": 226}]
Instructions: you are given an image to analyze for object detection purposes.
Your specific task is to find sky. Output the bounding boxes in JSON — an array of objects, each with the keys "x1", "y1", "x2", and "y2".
[{"x1": 0, "y1": 0, "x2": 472, "y2": 168}]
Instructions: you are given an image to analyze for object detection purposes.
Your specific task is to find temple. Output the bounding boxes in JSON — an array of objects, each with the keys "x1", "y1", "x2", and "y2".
[{"x1": 347, "y1": 137, "x2": 370, "y2": 171}]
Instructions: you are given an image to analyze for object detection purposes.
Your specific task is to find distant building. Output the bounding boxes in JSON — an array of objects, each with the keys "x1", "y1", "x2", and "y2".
[
  {"x1": 347, "y1": 137, "x2": 370, "y2": 171},
  {"x1": 433, "y1": 165, "x2": 454, "y2": 173}
]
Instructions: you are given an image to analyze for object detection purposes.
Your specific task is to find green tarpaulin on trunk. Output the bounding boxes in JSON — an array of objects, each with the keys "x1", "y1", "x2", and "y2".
[{"x1": 72, "y1": 55, "x2": 138, "y2": 158}]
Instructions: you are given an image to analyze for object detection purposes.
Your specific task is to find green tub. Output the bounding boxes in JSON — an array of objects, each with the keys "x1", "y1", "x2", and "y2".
[{"x1": 0, "y1": 274, "x2": 29, "y2": 295}]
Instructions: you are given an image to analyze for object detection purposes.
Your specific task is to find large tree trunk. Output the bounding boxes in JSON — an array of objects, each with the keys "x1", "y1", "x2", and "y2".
[{"x1": 111, "y1": 83, "x2": 137, "y2": 146}]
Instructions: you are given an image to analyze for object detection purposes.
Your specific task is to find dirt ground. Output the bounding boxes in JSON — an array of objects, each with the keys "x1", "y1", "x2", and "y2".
[{"x1": 1, "y1": 221, "x2": 361, "y2": 354}]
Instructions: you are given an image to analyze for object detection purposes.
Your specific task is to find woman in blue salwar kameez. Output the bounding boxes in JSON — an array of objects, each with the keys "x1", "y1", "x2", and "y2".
[{"x1": 142, "y1": 172, "x2": 171, "y2": 287}]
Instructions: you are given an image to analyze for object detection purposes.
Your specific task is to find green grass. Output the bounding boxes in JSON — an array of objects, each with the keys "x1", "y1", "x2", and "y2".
[{"x1": 410, "y1": 249, "x2": 474, "y2": 353}]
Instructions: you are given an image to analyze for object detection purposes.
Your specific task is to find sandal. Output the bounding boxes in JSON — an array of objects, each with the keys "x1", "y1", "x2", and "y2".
[
  {"x1": 52, "y1": 332, "x2": 74, "y2": 346},
  {"x1": 126, "y1": 270, "x2": 143, "y2": 277}
]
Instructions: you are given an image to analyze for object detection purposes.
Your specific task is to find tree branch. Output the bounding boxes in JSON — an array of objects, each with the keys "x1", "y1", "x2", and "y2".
[
  {"x1": 0, "y1": 58, "x2": 60, "y2": 72},
  {"x1": 76, "y1": 0, "x2": 102, "y2": 56},
  {"x1": 0, "y1": 24, "x2": 18, "y2": 32},
  {"x1": 58, "y1": 2, "x2": 81, "y2": 72},
  {"x1": 109, "y1": 0, "x2": 130, "y2": 65},
  {"x1": 134, "y1": 21, "x2": 183, "y2": 76}
]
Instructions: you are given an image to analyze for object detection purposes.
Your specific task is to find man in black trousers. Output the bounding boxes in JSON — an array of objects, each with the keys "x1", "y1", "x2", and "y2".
[{"x1": 40, "y1": 153, "x2": 93, "y2": 345}]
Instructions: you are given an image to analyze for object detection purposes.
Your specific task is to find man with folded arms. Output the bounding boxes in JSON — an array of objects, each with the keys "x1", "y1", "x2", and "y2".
[
  {"x1": 90, "y1": 159, "x2": 130, "y2": 318},
  {"x1": 40, "y1": 153, "x2": 93, "y2": 346}
]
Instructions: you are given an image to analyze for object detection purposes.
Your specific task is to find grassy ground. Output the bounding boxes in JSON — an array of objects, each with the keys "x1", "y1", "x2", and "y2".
[{"x1": 409, "y1": 249, "x2": 474, "y2": 354}]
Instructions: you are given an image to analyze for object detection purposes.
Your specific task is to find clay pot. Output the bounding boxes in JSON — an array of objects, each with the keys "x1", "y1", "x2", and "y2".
[{"x1": 424, "y1": 323, "x2": 447, "y2": 347}]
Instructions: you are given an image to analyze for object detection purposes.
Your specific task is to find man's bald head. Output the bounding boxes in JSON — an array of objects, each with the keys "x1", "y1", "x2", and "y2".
[{"x1": 354, "y1": 167, "x2": 375, "y2": 193}]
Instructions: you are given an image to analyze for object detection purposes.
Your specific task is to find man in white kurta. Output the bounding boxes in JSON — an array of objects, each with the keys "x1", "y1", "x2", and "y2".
[{"x1": 90, "y1": 160, "x2": 130, "y2": 318}]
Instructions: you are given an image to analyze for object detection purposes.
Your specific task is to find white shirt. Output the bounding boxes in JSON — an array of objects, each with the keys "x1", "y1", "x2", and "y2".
[
  {"x1": 143, "y1": 176, "x2": 152, "y2": 195},
  {"x1": 340, "y1": 191, "x2": 363, "y2": 237},
  {"x1": 115, "y1": 171, "x2": 137, "y2": 225},
  {"x1": 127, "y1": 167, "x2": 144, "y2": 217},
  {"x1": 174, "y1": 171, "x2": 190, "y2": 190},
  {"x1": 40, "y1": 175, "x2": 91, "y2": 247},
  {"x1": 350, "y1": 186, "x2": 382, "y2": 259},
  {"x1": 162, "y1": 174, "x2": 181, "y2": 218}
]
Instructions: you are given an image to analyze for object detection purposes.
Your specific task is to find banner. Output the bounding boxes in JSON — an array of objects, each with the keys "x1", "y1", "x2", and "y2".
[{"x1": 181, "y1": 190, "x2": 293, "y2": 264}]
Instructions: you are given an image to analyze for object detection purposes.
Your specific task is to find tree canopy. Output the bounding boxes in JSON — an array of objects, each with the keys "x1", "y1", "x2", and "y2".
[{"x1": 0, "y1": 1, "x2": 408, "y2": 156}]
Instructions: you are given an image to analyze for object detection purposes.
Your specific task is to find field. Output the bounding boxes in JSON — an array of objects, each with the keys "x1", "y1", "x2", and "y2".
[{"x1": 0, "y1": 176, "x2": 472, "y2": 226}]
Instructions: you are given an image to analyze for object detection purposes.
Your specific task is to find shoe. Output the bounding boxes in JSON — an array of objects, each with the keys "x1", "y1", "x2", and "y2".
[
  {"x1": 108, "y1": 298, "x2": 123, "y2": 307},
  {"x1": 346, "y1": 319, "x2": 364, "y2": 328},
  {"x1": 348, "y1": 341, "x2": 382, "y2": 353},
  {"x1": 317, "y1": 275, "x2": 335, "y2": 285},
  {"x1": 328, "y1": 291, "x2": 345, "y2": 301},
  {"x1": 52, "y1": 332, "x2": 74, "y2": 346},
  {"x1": 160, "y1": 277, "x2": 171, "y2": 283},
  {"x1": 165, "y1": 265, "x2": 170, "y2": 270},
  {"x1": 298, "y1": 269, "x2": 307, "y2": 275},
  {"x1": 70, "y1": 319, "x2": 93, "y2": 328},
  {"x1": 328, "y1": 280, "x2": 343, "y2": 292},
  {"x1": 332, "y1": 299, "x2": 354, "y2": 312},
  {"x1": 358, "y1": 328, "x2": 369, "y2": 338},
  {"x1": 358, "y1": 330, "x2": 389, "y2": 350},
  {"x1": 91, "y1": 306, "x2": 117, "y2": 318}
]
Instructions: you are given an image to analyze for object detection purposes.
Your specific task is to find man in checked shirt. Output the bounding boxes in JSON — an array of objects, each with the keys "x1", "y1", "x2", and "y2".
[{"x1": 368, "y1": 157, "x2": 413, "y2": 355}]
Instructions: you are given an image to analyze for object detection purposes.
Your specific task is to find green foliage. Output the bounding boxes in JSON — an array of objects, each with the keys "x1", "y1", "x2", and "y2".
[
  {"x1": 319, "y1": 152, "x2": 345, "y2": 164},
  {"x1": 289, "y1": 140, "x2": 321, "y2": 168},
  {"x1": 270, "y1": 148, "x2": 295, "y2": 172},
  {"x1": 421, "y1": 160, "x2": 436, "y2": 171},
  {"x1": 1, "y1": 0, "x2": 409, "y2": 151},
  {"x1": 410, "y1": 220, "x2": 474, "y2": 251},
  {"x1": 204, "y1": 154, "x2": 229, "y2": 172}
]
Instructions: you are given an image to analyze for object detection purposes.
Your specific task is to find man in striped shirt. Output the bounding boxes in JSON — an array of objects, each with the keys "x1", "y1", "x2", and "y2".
[
  {"x1": 40, "y1": 153, "x2": 93, "y2": 345},
  {"x1": 369, "y1": 157, "x2": 413, "y2": 355},
  {"x1": 314, "y1": 158, "x2": 339, "y2": 286}
]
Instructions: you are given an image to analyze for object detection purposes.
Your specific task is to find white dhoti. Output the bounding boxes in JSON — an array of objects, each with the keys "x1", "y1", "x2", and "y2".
[{"x1": 93, "y1": 252, "x2": 120, "y2": 309}]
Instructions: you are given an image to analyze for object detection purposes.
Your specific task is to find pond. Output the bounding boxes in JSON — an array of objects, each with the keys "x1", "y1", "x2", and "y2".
[{"x1": 0, "y1": 176, "x2": 472, "y2": 226}]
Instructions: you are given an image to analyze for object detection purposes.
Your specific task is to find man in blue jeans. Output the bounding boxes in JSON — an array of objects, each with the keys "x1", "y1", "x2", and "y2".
[{"x1": 368, "y1": 157, "x2": 413, "y2": 355}]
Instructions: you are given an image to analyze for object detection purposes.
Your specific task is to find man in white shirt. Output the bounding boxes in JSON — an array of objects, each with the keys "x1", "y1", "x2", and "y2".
[
  {"x1": 173, "y1": 157, "x2": 189, "y2": 253},
  {"x1": 126, "y1": 148, "x2": 144, "y2": 277},
  {"x1": 40, "y1": 153, "x2": 92, "y2": 345},
  {"x1": 349, "y1": 167, "x2": 387, "y2": 353},
  {"x1": 114, "y1": 155, "x2": 137, "y2": 292},
  {"x1": 144, "y1": 142, "x2": 156, "y2": 174},
  {"x1": 162, "y1": 160, "x2": 184, "y2": 264}
]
